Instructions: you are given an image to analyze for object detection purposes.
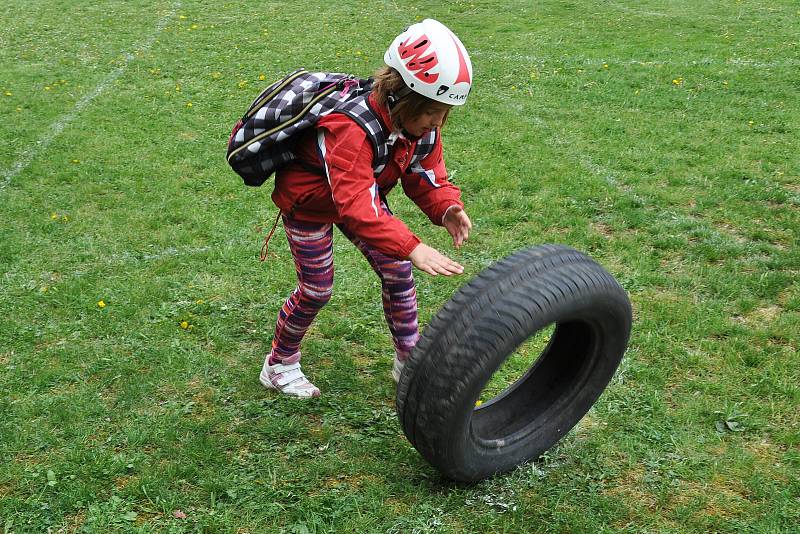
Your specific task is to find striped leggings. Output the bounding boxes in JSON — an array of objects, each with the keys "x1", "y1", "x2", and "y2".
[{"x1": 269, "y1": 210, "x2": 419, "y2": 365}]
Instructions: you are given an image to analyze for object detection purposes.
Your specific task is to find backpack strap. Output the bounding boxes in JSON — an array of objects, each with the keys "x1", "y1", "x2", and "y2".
[
  {"x1": 332, "y1": 94, "x2": 391, "y2": 176},
  {"x1": 404, "y1": 128, "x2": 439, "y2": 187},
  {"x1": 324, "y1": 91, "x2": 438, "y2": 179},
  {"x1": 409, "y1": 129, "x2": 437, "y2": 166}
]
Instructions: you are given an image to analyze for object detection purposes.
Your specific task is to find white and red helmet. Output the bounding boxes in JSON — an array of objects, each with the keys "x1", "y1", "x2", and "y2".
[{"x1": 384, "y1": 19, "x2": 473, "y2": 106}]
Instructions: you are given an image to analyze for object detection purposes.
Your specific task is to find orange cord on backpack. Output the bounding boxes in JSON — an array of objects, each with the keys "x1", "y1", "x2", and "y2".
[{"x1": 260, "y1": 211, "x2": 282, "y2": 262}]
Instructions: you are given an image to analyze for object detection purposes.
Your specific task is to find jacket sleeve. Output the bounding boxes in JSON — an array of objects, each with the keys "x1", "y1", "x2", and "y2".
[
  {"x1": 401, "y1": 131, "x2": 464, "y2": 226},
  {"x1": 317, "y1": 115, "x2": 421, "y2": 259}
]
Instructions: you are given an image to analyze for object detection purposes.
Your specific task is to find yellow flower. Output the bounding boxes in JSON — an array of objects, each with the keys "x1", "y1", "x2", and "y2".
[
  {"x1": 62, "y1": 215, "x2": 69, "y2": 222},
  {"x1": 179, "y1": 15, "x2": 187, "y2": 19},
  {"x1": 195, "y1": 299, "x2": 204, "y2": 305},
  {"x1": 175, "y1": 84, "x2": 181, "y2": 92},
  {"x1": 258, "y1": 74, "x2": 266, "y2": 81},
  {"x1": 4, "y1": 91, "x2": 11, "y2": 96},
  {"x1": 237, "y1": 80, "x2": 248, "y2": 89},
  {"x1": 71, "y1": 159, "x2": 80, "y2": 164},
  {"x1": 191, "y1": 24, "x2": 198, "y2": 29},
  {"x1": 672, "y1": 77, "x2": 683, "y2": 85},
  {"x1": 475, "y1": 400, "x2": 483, "y2": 407},
  {"x1": 180, "y1": 321, "x2": 190, "y2": 329},
  {"x1": 603, "y1": 63, "x2": 609, "y2": 68},
  {"x1": 186, "y1": 102, "x2": 193, "y2": 108},
  {"x1": 51, "y1": 213, "x2": 58, "y2": 220},
  {"x1": 98, "y1": 300, "x2": 106, "y2": 308},
  {"x1": 211, "y1": 71, "x2": 222, "y2": 79}
]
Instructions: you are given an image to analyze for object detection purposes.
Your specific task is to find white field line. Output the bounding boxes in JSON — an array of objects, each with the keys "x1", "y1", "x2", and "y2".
[
  {"x1": 488, "y1": 92, "x2": 772, "y2": 250},
  {"x1": 470, "y1": 50, "x2": 800, "y2": 70},
  {"x1": 606, "y1": 1, "x2": 670, "y2": 18},
  {"x1": 0, "y1": 2, "x2": 181, "y2": 193},
  {"x1": 546, "y1": 130, "x2": 763, "y2": 246},
  {"x1": 2, "y1": 241, "x2": 246, "y2": 288}
]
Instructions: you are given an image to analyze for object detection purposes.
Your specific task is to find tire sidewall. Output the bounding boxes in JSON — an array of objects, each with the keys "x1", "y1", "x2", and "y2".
[{"x1": 437, "y1": 286, "x2": 631, "y2": 481}]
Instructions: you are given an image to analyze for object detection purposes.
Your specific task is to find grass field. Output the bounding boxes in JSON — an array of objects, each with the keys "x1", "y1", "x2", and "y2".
[{"x1": 1, "y1": 0, "x2": 798, "y2": 532}]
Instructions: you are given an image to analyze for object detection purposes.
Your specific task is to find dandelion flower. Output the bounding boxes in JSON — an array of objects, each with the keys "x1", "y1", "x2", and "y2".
[
  {"x1": 186, "y1": 102, "x2": 193, "y2": 108},
  {"x1": 258, "y1": 74, "x2": 266, "y2": 81},
  {"x1": 180, "y1": 321, "x2": 190, "y2": 329},
  {"x1": 98, "y1": 300, "x2": 106, "y2": 308},
  {"x1": 4, "y1": 91, "x2": 11, "y2": 96},
  {"x1": 475, "y1": 400, "x2": 483, "y2": 407},
  {"x1": 71, "y1": 159, "x2": 80, "y2": 164},
  {"x1": 196, "y1": 299, "x2": 204, "y2": 305},
  {"x1": 51, "y1": 213, "x2": 58, "y2": 220},
  {"x1": 672, "y1": 78, "x2": 683, "y2": 85},
  {"x1": 603, "y1": 63, "x2": 609, "y2": 68}
]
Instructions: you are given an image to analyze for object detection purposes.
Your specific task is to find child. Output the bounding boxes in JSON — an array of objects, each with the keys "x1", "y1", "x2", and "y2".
[{"x1": 260, "y1": 19, "x2": 473, "y2": 397}]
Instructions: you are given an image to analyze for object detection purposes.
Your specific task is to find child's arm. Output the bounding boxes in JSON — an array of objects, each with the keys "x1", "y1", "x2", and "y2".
[
  {"x1": 442, "y1": 206, "x2": 472, "y2": 248},
  {"x1": 401, "y1": 134, "x2": 471, "y2": 247},
  {"x1": 408, "y1": 243, "x2": 464, "y2": 276},
  {"x1": 316, "y1": 117, "x2": 464, "y2": 275},
  {"x1": 315, "y1": 117, "x2": 421, "y2": 258}
]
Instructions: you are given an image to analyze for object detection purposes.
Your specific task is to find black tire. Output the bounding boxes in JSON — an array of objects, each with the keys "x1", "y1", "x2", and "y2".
[{"x1": 396, "y1": 244, "x2": 632, "y2": 482}]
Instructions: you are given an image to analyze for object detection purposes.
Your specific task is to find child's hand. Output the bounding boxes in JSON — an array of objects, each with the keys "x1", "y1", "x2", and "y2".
[
  {"x1": 408, "y1": 243, "x2": 464, "y2": 276},
  {"x1": 443, "y1": 206, "x2": 472, "y2": 248}
]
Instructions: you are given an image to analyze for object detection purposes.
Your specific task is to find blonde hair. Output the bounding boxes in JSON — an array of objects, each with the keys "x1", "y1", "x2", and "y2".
[{"x1": 371, "y1": 66, "x2": 450, "y2": 130}]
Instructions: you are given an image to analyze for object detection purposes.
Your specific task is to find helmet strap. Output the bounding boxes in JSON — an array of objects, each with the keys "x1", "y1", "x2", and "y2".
[{"x1": 387, "y1": 85, "x2": 413, "y2": 109}]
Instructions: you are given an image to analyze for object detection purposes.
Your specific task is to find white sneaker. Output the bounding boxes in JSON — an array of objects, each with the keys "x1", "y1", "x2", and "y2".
[
  {"x1": 260, "y1": 356, "x2": 320, "y2": 398},
  {"x1": 391, "y1": 355, "x2": 405, "y2": 383}
]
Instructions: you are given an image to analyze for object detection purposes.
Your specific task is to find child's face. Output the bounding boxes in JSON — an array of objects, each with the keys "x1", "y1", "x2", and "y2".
[{"x1": 402, "y1": 103, "x2": 452, "y2": 137}]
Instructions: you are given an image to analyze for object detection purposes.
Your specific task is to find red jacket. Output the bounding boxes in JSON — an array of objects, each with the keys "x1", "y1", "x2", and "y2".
[{"x1": 271, "y1": 93, "x2": 463, "y2": 259}]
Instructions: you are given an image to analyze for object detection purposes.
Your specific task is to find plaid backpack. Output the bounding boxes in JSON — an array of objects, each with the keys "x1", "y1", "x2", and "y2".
[{"x1": 227, "y1": 69, "x2": 373, "y2": 187}]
